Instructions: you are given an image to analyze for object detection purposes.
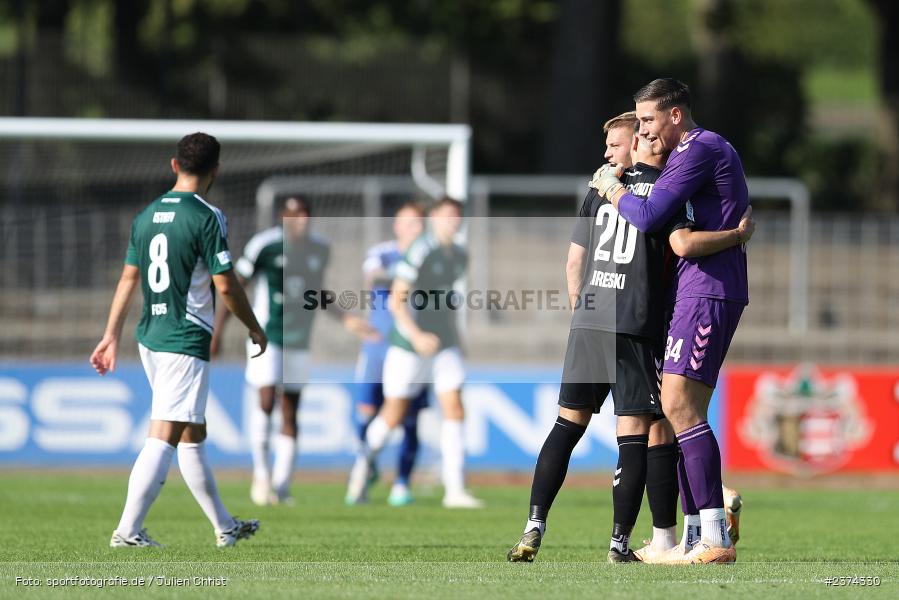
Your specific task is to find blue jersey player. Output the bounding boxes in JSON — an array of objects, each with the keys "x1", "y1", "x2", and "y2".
[{"x1": 352, "y1": 203, "x2": 427, "y2": 506}]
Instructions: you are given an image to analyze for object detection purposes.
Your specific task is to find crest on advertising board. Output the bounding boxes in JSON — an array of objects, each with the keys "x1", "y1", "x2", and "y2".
[{"x1": 739, "y1": 364, "x2": 872, "y2": 476}]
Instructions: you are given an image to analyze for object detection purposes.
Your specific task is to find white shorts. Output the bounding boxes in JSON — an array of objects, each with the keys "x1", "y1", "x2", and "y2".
[
  {"x1": 245, "y1": 341, "x2": 309, "y2": 392},
  {"x1": 382, "y1": 345, "x2": 465, "y2": 399},
  {"x1": 139, "y1": 344, "x2": 209, "y2": 424}
]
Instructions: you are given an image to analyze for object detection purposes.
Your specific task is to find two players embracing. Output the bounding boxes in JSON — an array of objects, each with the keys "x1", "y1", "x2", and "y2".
[{"x1": 509, "y1": 78, "x2": 754, "y2": 565}]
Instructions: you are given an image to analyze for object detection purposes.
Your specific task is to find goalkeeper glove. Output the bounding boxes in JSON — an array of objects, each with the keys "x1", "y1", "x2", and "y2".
[{"x1": 589, "y1": 163, "x2": 625, "y2": 200}]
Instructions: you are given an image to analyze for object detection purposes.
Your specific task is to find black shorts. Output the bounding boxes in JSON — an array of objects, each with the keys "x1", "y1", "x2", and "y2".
[{"x1": 558, "y1": 328, "x2": 663, "y2": 417}]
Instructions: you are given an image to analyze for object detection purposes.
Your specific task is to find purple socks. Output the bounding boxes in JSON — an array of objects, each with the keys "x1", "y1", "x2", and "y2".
[{"x1": 675, "y1": 421, "x2": 724, "y2": 511}]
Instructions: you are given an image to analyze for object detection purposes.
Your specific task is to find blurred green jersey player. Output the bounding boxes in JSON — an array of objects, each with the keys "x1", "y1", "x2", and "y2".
[
  {"x1": 353, "y1": 203, "x2": 429, "y2": 506},
  {"x1": 213, "y1": 197, "x2": 376, "y2": 507},
  {"x1": 346, "y1": 198, "x2": 484, "y2": 509}
]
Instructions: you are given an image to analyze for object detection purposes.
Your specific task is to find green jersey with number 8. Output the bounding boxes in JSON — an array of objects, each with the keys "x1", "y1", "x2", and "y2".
[{"x1": 125, "y1": 190, "x2": 232, "y2": 360}]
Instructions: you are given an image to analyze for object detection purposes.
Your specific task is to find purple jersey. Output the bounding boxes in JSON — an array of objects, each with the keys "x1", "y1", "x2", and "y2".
[{"x1": 617, "y1": 128, "x2": 749, "y2": 305}]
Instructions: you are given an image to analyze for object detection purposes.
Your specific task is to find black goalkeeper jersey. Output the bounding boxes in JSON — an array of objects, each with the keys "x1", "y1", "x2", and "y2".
[{"x1": 570, "y1": 162, "x2": 691, "y2": 341}]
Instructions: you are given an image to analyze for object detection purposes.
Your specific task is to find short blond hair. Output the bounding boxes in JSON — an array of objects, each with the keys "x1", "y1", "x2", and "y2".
[{"x1": 603, "y1": 111, "x2": 638, "y2": 134}]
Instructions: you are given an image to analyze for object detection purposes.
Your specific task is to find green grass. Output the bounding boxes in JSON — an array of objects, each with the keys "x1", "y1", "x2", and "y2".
[{"x1": 1, "y1": 472, "x2": 897, "y2": 598}]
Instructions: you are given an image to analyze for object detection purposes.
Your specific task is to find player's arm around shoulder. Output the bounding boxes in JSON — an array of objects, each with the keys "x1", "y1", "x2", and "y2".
[
  {"x1": 90, "y1": 264, "x2": 141, "y2": 376},
  {"x1": 668, "y1": 205, "x2": 755, "y2": 258},
  {"x1": 612, "y1": 139, "x2": 715, "y2": 233}
]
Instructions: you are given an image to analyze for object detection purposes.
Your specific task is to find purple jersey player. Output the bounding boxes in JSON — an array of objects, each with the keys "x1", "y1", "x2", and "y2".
[{"x1": 592, "y1": 78, "x2": 750, "y2": 565}]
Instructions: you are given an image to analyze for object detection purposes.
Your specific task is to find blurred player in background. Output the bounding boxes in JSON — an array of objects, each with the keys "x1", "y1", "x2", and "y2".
[
  {"x1": 346, "y1": 198, "x2": 484, "y2": 509},
  {"x1": 91, "y1": 132, "x2": 265, "y2": 548},
  {"x1": 212, "y1": 196, "x2": 376, "y2": 506},
  {"x1": 598, "y1": 78, "x2": 751, "y2": 564},
  {"x1": 352, "y1": 203, "x2": 428, "y2": 506}
]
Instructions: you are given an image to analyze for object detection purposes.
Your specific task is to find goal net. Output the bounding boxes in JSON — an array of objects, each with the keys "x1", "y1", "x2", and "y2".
[{"x1": 0, "y1": 118, "x2": 470, "y2": 362}]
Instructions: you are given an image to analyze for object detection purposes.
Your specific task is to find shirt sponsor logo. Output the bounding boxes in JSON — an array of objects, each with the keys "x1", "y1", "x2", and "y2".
[
  {"x1": 627, "y1": 182, "x2": 654, "y2": 197},
  {"x1": 217, "y1": 251, "x2": 232, "y2": 265},
  {"x1": 161, "y1": 197, "x2": 181, "y2": 204},
  {"x1": 589, "y1": 270, "x2": 626, "y2": 289},
  {"x1": 153, "y1": 212, "x2": 176, "y2": 223}
]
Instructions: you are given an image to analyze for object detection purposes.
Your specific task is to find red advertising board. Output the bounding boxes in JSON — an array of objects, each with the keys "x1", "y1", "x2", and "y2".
[{"x1": 724, "y1": 365, "x2": 899, "y2": 474}]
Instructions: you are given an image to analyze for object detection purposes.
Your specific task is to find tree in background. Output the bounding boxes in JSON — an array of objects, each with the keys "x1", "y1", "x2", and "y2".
[
  {"x1": 0, "y1": 0, "x2": 892, "y2": 208},
  {"x1": 693, "y1": 0, "x2": 805, "y2": 178},
  {"x1": 113, "y1": 0, "x2": 151, "y2": 88},
  {"x1": 540, "y1": 0, "x2": 621, "y2": 174},
  {"x1": 694, "y1": 0, "x2": 737, "y2": 135},
  {"x1": 868, "y1": 0, "x2": 899, "y2": 210}
]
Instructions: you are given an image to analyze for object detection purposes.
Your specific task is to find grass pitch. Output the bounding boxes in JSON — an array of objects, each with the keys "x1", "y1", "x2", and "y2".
[{"x1": 0, "y1": 471, "x2": 896, "y2": 599}]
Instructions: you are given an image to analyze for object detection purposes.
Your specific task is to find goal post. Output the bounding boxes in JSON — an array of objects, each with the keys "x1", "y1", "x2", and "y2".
[
  {"x1": 0, "y1": 117, "x2": 471, "y2": 362},
  {"x1": 0, "y1": 117, "x2": 471, "y2": 199}
]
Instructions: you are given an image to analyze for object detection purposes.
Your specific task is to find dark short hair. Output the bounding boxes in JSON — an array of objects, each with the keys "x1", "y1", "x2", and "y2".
[
  {"x1": 633, "y1": 78, "x2": 692, "y2": 112},
  {"x1": 430, "y1": 197, "x2": 463, "y2": 215},
  {"x1": 282, "y1": 196, "x2": 311, "y2": 216},
  {"x1": 176, "y1": 132, "x2": 220, "y2": 175}
]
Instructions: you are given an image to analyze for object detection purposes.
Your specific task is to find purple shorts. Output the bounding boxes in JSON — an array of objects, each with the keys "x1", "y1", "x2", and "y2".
[{"x1": 663, "y1": 297, "x2": 744, "y2": 388}]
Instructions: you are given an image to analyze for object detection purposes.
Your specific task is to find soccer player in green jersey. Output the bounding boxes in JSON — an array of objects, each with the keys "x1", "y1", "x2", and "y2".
[
  {"x1": 346, "y1": 198, "x2": 484, "y2": 509},
  {"x1": 212, "y1": 196, "x2": 376, "y2": 506},
  {"x1": 90, "y1": 132, "x2": 267, "y2": 548}
]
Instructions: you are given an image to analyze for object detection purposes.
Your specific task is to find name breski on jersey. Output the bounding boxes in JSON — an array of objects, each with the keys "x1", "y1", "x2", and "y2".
[
  {"x1": 153, "y1": 211, "x2": 176, "y2": 223},
  {"x1": 589, "y1": 269, "x2": 626, "y2": 289}
]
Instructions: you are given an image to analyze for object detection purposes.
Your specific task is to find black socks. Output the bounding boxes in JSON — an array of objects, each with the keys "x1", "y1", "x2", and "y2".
[
  {"x1": 611, "y1": 434, "x2": 649, "y2": 542},
  {"x1": 528, "y1": 416, "x2": 588, "y2": 521},
  {"x1": 646, "y1": 442, "x2": 679, "y2": 529}
]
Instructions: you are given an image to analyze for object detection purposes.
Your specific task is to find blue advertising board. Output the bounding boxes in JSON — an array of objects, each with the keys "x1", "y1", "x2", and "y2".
[{"x1": 0, "y1": 364, "x2": 722, "y2": 470}]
